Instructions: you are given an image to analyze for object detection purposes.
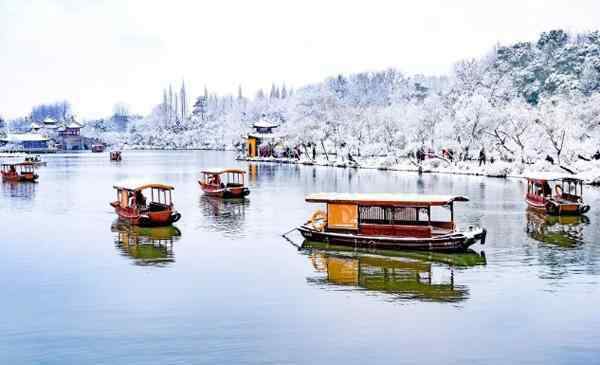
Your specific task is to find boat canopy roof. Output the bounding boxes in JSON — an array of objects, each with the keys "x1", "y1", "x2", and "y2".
[
  {"x1": 113, "y1": 181, "x2": 174, "y2": 192},
  {"x1": 2, "y1": 162, "x2": 35, "y2": 167},
  {"x1": 525, "y1": 173, "x2": 583, "y2": 182},
  {"x1": 305, "y1": 193, "x2": 469, "y2": 206},
  {"x1": 201, "y1": 168, "x2": 246, "y2": 175}
]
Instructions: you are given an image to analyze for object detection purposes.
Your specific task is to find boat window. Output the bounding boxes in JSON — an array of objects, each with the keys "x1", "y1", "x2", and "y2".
[
  {"x1": 359, "y1": 206, "x2": 422, "y2": 225},
  {"x1": 542, "y1": 182, "x2": 552, "y2": 196}
]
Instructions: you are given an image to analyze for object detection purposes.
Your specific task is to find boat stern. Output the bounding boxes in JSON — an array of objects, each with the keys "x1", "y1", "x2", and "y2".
[{"x1": 463, "y1": 226, "x2": 487, "y2": 246}]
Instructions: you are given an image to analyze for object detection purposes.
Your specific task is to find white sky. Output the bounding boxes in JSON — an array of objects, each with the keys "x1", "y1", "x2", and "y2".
[{"x1": 1, "y1": 0, "x2": 599, "y2": 119}]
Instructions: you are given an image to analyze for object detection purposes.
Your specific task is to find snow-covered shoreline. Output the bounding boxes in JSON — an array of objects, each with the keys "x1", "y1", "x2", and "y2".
[{"x1": 237, "y1": 155, "x2": 600, "y2": 186}]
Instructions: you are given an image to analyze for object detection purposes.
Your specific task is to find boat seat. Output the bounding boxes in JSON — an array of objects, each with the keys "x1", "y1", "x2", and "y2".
[{"x1": 148, "y1": 202, "x2": 169, "y2": 212}]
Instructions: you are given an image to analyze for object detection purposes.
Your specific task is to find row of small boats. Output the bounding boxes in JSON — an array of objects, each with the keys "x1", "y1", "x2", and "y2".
[
  {"x1": 107, "y1": 167, "x2": 591, "y2": 253},
  {"x1": 2, "y1": 155, "x2": 591, "y2": 253},
  {"x1": 109, "y1": 169, "x2": 251, "y2": 226}
]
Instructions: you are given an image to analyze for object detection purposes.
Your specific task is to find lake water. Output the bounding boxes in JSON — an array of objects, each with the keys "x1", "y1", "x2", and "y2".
[{"x1": 1, "y1": 150, "x2": 599, "y2": 364}]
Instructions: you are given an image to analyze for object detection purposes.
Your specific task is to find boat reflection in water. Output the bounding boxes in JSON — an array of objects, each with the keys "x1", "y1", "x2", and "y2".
[
  {"x1": 199, "y1": 195, "x2": 248, "y2": 236},
  {"x1": 526, "y1": 210, "x2": 589, "y2": 247},
  {"x1": 111, "y1": 220, "x2": 181, "y2": 266},
  {"x1": 1, "y1": 180, "x2": 37, "y2": 199},
  {"x1": 302, "y1": 241, "x2": 486, "y2": 303}
]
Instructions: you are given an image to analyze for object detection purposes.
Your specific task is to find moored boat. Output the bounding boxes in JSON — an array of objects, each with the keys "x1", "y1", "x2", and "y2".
[
  {"x1": 91, "y1": 144, "x2": 105, "y2": 153},
  {"x1": 1, "y1": 162, "x2": 39, "y2": 182},
  {"x1": 110, "y1": 151, "x2": 122, "y2": 161},
  {"x1": 199, "y1": 168, "x2": 250, "y2": 198},
  {"x1": 110, "y1": 182, "x2": 181, "y2": 226},
  {"x1": 298, "y1": 193, "x2": 486, "y2": 252},
  {"x1": 525, "y1": 174, "x2": 590, "y2": 215}
]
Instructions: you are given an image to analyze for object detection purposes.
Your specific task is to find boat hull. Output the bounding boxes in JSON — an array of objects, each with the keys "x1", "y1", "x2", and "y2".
[
  {"x1": 111, "y1": 203, "x2": 181, "y2": 227},
  {"x1": 298, "y1": 225, "x2": 485, "y2": 252},
  {"x1": 526, "y1": 198, "x2": 589, "y2": 216},
  {"x1": 1, "y1": 172, "x2": 38, "y2": 182},
  {"x1": 200, "y1": 185, "x2": 250, "y2": 198}
]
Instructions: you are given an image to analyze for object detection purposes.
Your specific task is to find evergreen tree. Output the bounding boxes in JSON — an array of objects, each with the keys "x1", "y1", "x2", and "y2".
[
  {"x1": 180, "y1": 80, "x2": 188, "y2": 120},
  {"x1": 168, "y1": 85, "x2": 174, "y2": 122},
  {"x1": 281, "y1": 84, "x2": 288, "y2": 99},
  {"x1": 193, "y1": 95, "x2": 208, "y2": 121}
]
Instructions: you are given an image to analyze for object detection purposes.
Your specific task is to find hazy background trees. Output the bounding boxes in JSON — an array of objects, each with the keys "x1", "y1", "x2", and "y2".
[{"x1": 73, "y1": 29, "x2": 600, "y2": 162}]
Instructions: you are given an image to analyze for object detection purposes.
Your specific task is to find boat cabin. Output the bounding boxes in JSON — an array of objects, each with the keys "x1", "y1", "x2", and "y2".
[
  {"x1": 526, "y1": 174, "x2": 589, "y2": 215},
  {"x1": 200, "y1": 168, "x2": 246, "y2": 188},
  {"x1": 91, "y1": 144, "x2": 105, "y2": 153},
  {"x1": 1, "y1": 162, "x2": 38, "y2": 182},
  {"x1": 111, "y1": 182, "x2": 180, "y2": 226},
  {"x1": 114, "y1": 183, "x2": 174, "y2": 211},
  {"x1": 305, "y1": 193, "x2": 469, "y2": 238}
]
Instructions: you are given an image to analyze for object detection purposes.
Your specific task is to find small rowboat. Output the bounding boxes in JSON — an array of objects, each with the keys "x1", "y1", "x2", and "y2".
[
  {"x1": 297, "y1": 193, "x2": 486, "y2": 252},
  {"x1": 110, "y1": 151, "x2": 122, "y2": 161},
  {"x1": 525, "y1": 174, "x2": 590, "y2": 215},
  {"x1": 110, "y1": 182, "x2": 181, "y2": 226},
  {"x1": 199, "y1": 168, "x2": 250, "y2": 198},
  {"x1": 91, "y1": 144, "x2": 105, "y2": 153},
  {"x1": 1, "y1": 162, "x2": 39, "y2": 182}
]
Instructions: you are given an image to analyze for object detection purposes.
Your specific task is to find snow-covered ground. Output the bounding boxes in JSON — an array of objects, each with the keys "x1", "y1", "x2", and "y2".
[{"x1": 240, "y1": 154, "x2": 600, "y2": 185}]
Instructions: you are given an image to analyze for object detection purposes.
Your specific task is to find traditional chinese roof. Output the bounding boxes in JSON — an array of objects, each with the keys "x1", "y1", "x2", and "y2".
[
  {"x1": 43, "y1": 117, "x2": 57, "y2": 125},
  {"x1": 253, "y1": 120, "x2": 279, "y2": 129},
  {"x1": 305, "y1": 193, "x2": 469, "y2": 206},
  {"x1": 66, "y1": 122, "x2": 82, "y2": 129}
]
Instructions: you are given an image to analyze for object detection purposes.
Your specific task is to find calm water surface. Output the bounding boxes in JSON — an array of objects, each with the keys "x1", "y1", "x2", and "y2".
[{"x1": 1, "y1": 151, "x2": 599, "y2": 364}]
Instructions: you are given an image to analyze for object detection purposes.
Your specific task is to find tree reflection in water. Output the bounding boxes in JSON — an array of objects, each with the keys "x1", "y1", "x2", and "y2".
[
  {"x1": 111, "y1": 220, "x2": 181, "y2": 267},
  {"x1": 301, "y1": 241, "x2": 486, "y2": 303}
]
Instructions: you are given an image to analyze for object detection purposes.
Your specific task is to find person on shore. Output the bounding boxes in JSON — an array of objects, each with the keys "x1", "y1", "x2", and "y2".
[
  {"x1": 416, "y1": 146, "x2": 424, "y2": 163},
  {"x1": 479, "y1": 147, "x2": 487, "y2": 166},
  {"x1": 312, "y1": 144, "x2": 316, "y2": 161}
]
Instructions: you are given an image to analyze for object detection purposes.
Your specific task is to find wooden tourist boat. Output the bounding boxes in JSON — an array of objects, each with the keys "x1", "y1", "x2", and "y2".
[
  {"x1": 1, "y1": 162, "x2": 39, "y2": 182},
  {"x1": 525, "y1": 174, "x2": 590, "y2": 215},
  {"x1": 110, "y1": 151, "x2": 122, "y2": 161},
  {"x1": 110, "y1": 182, "x2": 181, "y2": 226},
  {"x1": 91, "y1": 144, "x2": 105, "y2": 153},
  {"x1": 199, "y1": 168, "x2": 250, "y2": 198},
  {"x1": 297, "y1": 193, "x2": 486, "y2": 252}
]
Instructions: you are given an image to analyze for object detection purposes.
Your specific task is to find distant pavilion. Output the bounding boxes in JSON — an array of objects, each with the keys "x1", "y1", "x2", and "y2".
[{"x1": 246, "y1": 120, "x2": 280, "y2": 157}]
